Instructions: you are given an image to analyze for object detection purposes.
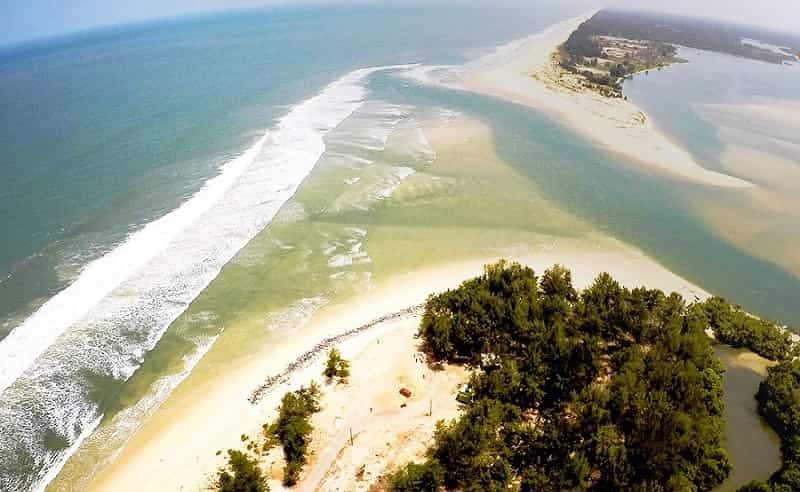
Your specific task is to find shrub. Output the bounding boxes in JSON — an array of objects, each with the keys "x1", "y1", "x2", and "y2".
[{"x1": 214, "y1": 449, "x2": 269, "y2": 492}]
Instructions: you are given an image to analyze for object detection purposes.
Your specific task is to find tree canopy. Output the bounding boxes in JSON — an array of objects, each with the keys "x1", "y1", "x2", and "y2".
[
  {"x1": 323, "y1": 348, "x2": 351, "y2": 383},
  {"x1": 390, "y1": 261, "x2": 731, "y2": 491},
  {"x1": 213, "y1": 449, "x2": 269, "y2": 492},
  {"x1": 700, "y1": 296, "x2": 796, "y2": 362},
  {"x1": 263, "y1": 383, "x2": 321, "y2": 486}
]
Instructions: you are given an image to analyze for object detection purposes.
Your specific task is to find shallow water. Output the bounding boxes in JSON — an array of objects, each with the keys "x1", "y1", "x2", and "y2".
[
  {"x1": 1, "y1": 6, "x2": 585, "y2": 489},
  {"x1": 371, "y1": 73, "x2": 800, "y2": 327},
  {"x1": 0, "y1": 7, "x2": 798, "y2": 490},
  {"x1": 49, "y1": 97, "x2": 592, "y2": 492},
  {"x1": 625, "y1": 49, "x2": 800, "y2": 281}
]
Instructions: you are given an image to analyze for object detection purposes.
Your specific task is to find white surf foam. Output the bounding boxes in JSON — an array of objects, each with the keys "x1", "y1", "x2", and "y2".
[
  {"x1": 328, "y1": 101, "x2": 413, "y2": 157},
  {"x1": 264, "y1": 296, "x2": 329, "y2": 334},
  {"x1": 0, "y1": 63, "x2": 417, "y2": 492},
  {"x1": 396, "y1": 12, "x2": 596, "y2": 89},
  {"x1": 323, "y1": 227, "x2": 372, "y2": 269},
  {"x1": 0, "y1": 64, "x2": 412, "y2": 397},
  {"x1": 407, "y1": 126, "x2": 436, "y2": 164},
  {"x1": 327, "y1": 152, "x2": 374, "y2": 166},
  {"x1": 397, "y1": 64, "x2": 455, "y2": 85},
  {"x1": 741, "y1": 37, "x2": 795, "y2": 57},
  {"x1": 372, "y1": 166, "x2": 416, "y2": 200},
  {"x1": 37, "y1": 330, "x2": 221, "y2": 492},
  {"x1": 32, "y1": 415, "x2": 102, "y2": 492},
  {"x1": 0, "y1": 135, "x2": 265, "y2": 396}
]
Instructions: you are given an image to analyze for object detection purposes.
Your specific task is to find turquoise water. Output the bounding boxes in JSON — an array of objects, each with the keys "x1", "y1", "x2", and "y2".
[
  {"x1": 1, "y1": 6, "x2": 799, "y2": 490},
  {"x1": 0, "y1": 4, "x2": 571, "y2": 336},
  {"x1": 0, "y1": 4, "x2": 581, "y2": 490}
]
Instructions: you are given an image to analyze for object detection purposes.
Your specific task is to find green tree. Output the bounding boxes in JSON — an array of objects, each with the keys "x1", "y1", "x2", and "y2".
[
  {"x1": 265, "y1": 383, "x2": 321, "y2": 486},
  {"x1": 386, "y1": 461, "x2": 444, "y2": 492},
  {"x1": 754, "y1": 360, "x2": 800, "y2": 490},
  {"x1": 737, "y1": 482, "x2": 773, "y2": 492},
  {"x1": 410, "y1": 262, "x2": 732, "y2": 490},
  {"x1": 214, "y1": 449, "x2": 269, "y2": 492},
  {"x1": 702, "y1": 297, "x2": 795, "y2": 361},
  {"x1": 323, "y1": 348, "x2": 350, "y2": 382}
]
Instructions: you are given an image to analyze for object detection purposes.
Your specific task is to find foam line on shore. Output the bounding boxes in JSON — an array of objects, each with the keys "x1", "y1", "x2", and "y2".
[{"x1": 0, "y1": 63, "x2": 416, "y2": 492}]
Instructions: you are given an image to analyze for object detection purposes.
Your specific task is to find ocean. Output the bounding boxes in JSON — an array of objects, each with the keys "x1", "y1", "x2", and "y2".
[
  {"x1": 1, "y1": 4, "x2": 799, "y2": 491},
  {"x1": 0, "y1": 4, "x2": 579, "y2": 490}
]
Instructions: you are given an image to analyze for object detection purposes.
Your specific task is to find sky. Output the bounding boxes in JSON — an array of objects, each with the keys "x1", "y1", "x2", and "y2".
[{"x1": 1, "y1": 0, "x2": 799, "y2": 47}]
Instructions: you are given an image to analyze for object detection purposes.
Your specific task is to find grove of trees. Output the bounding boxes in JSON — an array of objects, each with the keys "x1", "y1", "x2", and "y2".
[
  {"x1": 700, "y1": 297, "x2": 796, "y2": 362},
  {"x1": 388, "y1": 261, "x2": 731, "y2": 491}
]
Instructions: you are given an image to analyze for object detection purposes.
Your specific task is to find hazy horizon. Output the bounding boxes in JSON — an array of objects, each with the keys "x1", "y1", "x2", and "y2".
[{"x1": 2, "y1": 0, "x2": 799, "y2": 48}]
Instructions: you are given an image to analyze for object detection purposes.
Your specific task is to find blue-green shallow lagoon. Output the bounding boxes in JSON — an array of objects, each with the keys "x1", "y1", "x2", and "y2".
[{"x1": 623, "y1": 48, "x2": 800, "y2": 282}]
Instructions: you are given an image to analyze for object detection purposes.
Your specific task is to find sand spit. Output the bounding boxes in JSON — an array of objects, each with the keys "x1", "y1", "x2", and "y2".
[{"x1": 454, "y1": 12, "x2": 754, "y2": 189}]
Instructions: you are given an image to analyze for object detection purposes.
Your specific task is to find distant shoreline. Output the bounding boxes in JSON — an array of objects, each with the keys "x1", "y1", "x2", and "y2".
[{"x1": 452, "y1": 12, "x2": 754, "y2": 189}]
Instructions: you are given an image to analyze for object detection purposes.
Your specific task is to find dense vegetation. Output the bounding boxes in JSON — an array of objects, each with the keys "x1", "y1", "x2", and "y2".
[
  {"x1": 263, "y1": 383, "x2": 321, "y2": 485},
  {"x1": 560, "y1": 12, "x2": 681, "y2": 96},
  {"x1": 581, "y1": 10, "x2": 799, "y2": 65},
  {"x1": 561, "y1": 9, "x2": 800, "y2": 98},
  {"x1": 213, "y1": 449, "x2": 269, "y2": 492},
  {"x1": 388, "y1": 261, "x2": 731, "y2": 491},
  {"x1": 738, "y1": 360, "x2": 800, "y2": 491},
  {"x1": 701, "y1": 297, "x2": 797, "y2": 362}
]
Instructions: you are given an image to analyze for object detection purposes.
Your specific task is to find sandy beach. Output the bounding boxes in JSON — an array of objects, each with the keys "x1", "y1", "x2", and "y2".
[
  {"x1": 8, "y1": 6, "x2": 800, "y2": 492},
  {"x1": 453, "y1": 12, "x2": 754, "y2": 189},
  {"x1": 67, "y1": 18, "x2": 784, "y2": 490},
  {"x1": 75, "y1": 33, "x2": 735, "y2": 489},
  {"x1": 86, "y1": 246, "x2": 710, "y2": 492}
]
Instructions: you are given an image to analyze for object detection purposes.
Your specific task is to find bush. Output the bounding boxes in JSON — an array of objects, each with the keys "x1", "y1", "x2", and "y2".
[
  {"x1": 386, "y1": 461, "x2": 444, "y2": 492},
  {"x1": 323, "y1": 348, "x2": 350, "y2": 382},
  {"x1": 263, "y1": 383, "x2": 321, "y2": 486},
  {"x1": 214, "y1": 449, "x2": 269, "y2": 492}
]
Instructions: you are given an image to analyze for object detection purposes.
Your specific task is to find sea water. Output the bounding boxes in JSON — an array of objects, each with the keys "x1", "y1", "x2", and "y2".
[{"x1": 0, "y1": 4, "x2": 576, "y2": 490}]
